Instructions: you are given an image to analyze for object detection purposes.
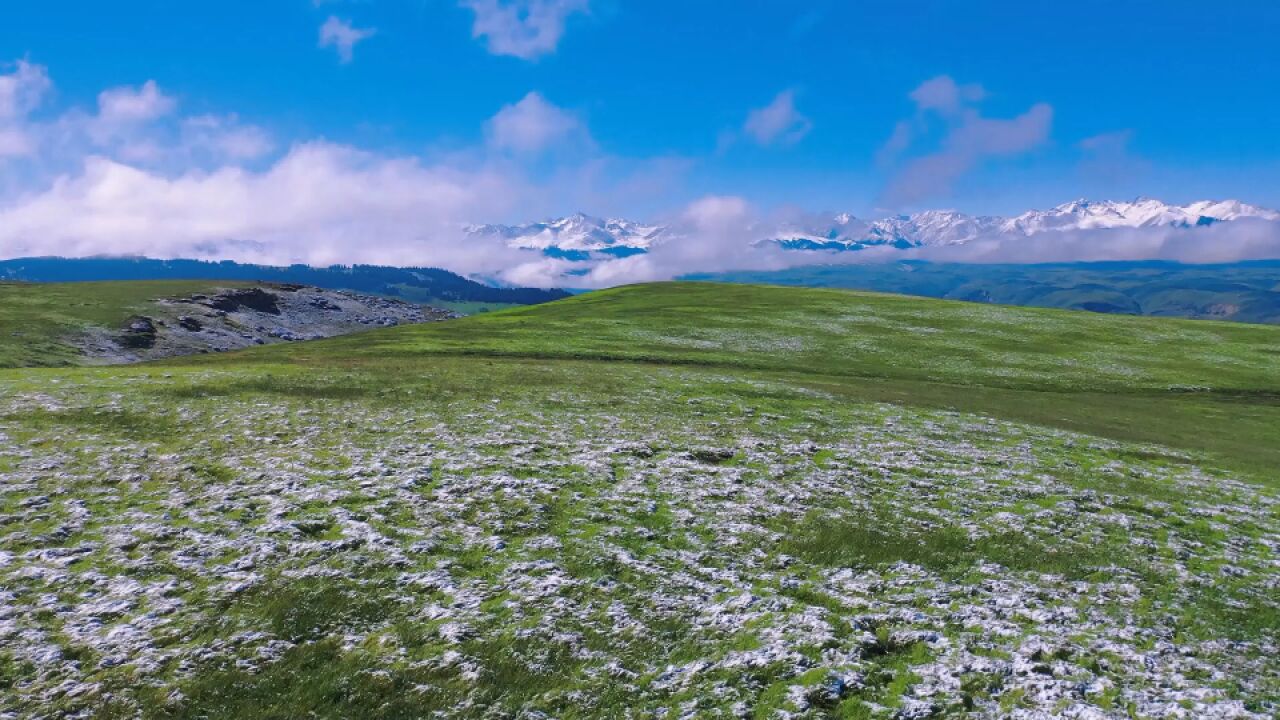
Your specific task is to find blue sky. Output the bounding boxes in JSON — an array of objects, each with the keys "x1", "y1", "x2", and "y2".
[
  {"x1": 5, "y1": 1, "x2": 1279, "y2": 214},
  {"x1": 0, "y1": 1, "x2": 1278, "y2": 280}
]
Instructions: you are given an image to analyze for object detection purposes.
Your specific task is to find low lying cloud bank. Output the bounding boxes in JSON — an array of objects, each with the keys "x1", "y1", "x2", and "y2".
[
  {"x1": 906, "y1": 218, "x2": 1280, "y2": 266},
  {"x1": 3, "y1": 156, "x2": 1279, "y2": 288},
  {"x1": 0, "y1": 144, "x2": 542, "y2": 274},
  {"x1": 546, "y1": 209, "x2": 1280, "y2": 289}
]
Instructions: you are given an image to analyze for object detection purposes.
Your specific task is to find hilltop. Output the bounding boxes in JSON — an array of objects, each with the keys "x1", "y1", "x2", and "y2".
[{"x1": 1, "y1": 283, "x2": 1277, "y2": 718}]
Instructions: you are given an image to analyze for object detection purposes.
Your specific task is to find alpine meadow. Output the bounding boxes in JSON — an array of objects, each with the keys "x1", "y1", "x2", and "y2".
[
  {"x1": 3, "y1": 2, "x2": 1280, "y2": 719},
  {"x1": 2, "y1": 283, "x2": 1278, "y2": 717}
]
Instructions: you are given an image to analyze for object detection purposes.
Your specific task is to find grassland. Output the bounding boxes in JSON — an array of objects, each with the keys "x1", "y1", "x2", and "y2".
[{"x1": 1, "y1": 282, "x2": 1277, "y2": 718}]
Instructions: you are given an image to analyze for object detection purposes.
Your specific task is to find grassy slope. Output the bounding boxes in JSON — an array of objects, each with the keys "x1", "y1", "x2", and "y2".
[
  {"x1": 2, "y1": 281, "x2": 1278, "y2": 717},
  {"x1": 207, "y1": 282, "x2": 1280, "y2": 478},
  {"x1": 0, "y1": 280, "x2": 252, "y2": 368}
]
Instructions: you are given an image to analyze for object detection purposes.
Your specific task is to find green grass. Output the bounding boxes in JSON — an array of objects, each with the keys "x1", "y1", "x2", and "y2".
[
  {"x1": 0, "y1": 280, "x2": 251, "y2": 367},
  {"x1": 267, "y1": 282, "x2": 1280, "y2": 392},
  {"x1": 3, "y1": 280, "x2": 1278, "y2": 717},
  {"x1": 779, "y1": 511, "x2": 1128, "y2": 581},
  {"x1": 690, "y1": 260, "x2": 1280, "y2": 324},
  {"x1": 181, "y1": 281, "x2": 1280, "y2": 478}
]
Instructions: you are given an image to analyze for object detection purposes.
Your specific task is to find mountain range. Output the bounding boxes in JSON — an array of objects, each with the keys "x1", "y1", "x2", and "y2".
[{"x1": 467, "y1": 198, "x2": 1280, "y2": 258}]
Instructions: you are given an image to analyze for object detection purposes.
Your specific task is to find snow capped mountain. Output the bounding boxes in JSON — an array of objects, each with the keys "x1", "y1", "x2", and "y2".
[
  {"x1": 999, "y1": 198, "x2": 1280, "y2": 235},
  {"x1": 466, "y1": 213, "x2": 665, "y2": 259},
  {"x1": 467, "y1": 199, "x2": 1280, "y2": 260}
]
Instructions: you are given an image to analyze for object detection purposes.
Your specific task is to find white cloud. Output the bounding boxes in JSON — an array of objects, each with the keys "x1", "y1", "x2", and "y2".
[
  {"x1": 908, "y1": 75, "x2": 985, "y2": 116},
  {"x1": 484, "y1": 91, "x2": 589, "y2": 154},
  {"x1": 0, "y1": 64, "x2": 272, "y2": 173},
  {"x1": 542, "y1": 198, "x2": 1280, "y2": 289},
  {"x1": 319, "y1": 16, "x2": 376, "y2": 63},
  {"x1": 78, "y1": 80, "x2": 180, "y2": 157},
  {"x1": 743, "y1": 90, "x2": 811, "y2": 147},
  {"x1": 0, "y1": 60, "x2": 52, "y2": 159},
  {"x1": 0, "y1": 127, "x2": 36, "y2": 158},
  {"x1": 96, "y1": 80, "x2": 175, "y2": 124},
  {"x1": 908, "y1": 219, "x2": 1280, "y2": 265},
  {"x1": 0, "y1": 61, "x2": 689, "y2": 279},
  {"x1": 7, "y1": 59, "x2": 1265, "y2": 292},
  {"x1": 880, "y1": 76, "x2": 1052, "y2": 206},
  {"x1": 0, "y1": 59, "x2": 51, "y2": 121},
  {"x1": 181, "y1": 115, "x2": 274, "y2": 162},
  {"x1": 460, "y1": 0, "x2": 589, "y2": 60},
  {"x1": 563, "y1": 196, "x2": 794, "y2": 289},
  {"x1": 0, "y1": 143, "x2": 535, "y2": 272}
]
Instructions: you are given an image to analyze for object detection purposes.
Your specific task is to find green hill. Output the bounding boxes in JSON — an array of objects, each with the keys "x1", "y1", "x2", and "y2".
[
  {"x1": 1, "y1": 282, "x2": 1277, "y2": 718},
  {"x1": 242, "y1": 282, "x2": 1280, "y2": 474}
]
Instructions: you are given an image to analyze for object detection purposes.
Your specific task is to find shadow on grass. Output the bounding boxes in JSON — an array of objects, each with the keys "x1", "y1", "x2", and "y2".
[
  {"x1": 779, "y1": 512, "x2": 1125, "y2": 581},
  {"x1": 161, "y1": 376, "x2": 373, "y2": 400},
  {"x1": 135, "y1": 638, "x2": 470, "y2": 720},
  {"x1": 3, "y1": 407, "x2": 177, "y2": 441}
]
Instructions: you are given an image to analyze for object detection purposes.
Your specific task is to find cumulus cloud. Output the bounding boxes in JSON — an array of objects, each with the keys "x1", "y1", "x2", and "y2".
[
  {"x1": 460, "y1": 0, "x2": 589, "y2": 60},
  {"x1": 77, "y1": 80, "x2": 180, "y2": 161},
  {"x1": 880, "y1": 76, "x2": 1052, "y2": 206},
  {"x1": 0, "y1": 70, "x2": 271, "y2": 173},
  {"x1": 742, "y1": 90, "x2": 811, "y2": 147},
  {"x1": 484, "y1": 92, "x2": 589, "y2": 154},
  {"x1": 0, "y1": 60, "x2": 692, "y2": 281},
  {"x1": 0, "y1": 143, "x2": 537, "y2": 272},
  {"x1": 319, "y1": 16, "x2": 376, "y2": 63}
]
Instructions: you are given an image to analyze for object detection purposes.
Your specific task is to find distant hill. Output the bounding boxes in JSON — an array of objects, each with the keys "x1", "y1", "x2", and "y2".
[
  {"x1": 0, "y1": 256, "x2": 570, "y2": 311},
  {"x1": 688, "y1": 260, "x2": 1280, "y2": 324}
]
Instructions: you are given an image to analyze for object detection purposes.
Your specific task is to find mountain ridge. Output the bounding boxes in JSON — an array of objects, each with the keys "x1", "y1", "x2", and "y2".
[{"x1": 467, "y1": 198, "x2": 1280, "y2": 258}]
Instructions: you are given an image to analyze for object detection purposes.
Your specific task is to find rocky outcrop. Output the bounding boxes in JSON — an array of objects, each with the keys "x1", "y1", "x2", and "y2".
[
  {"x1": 77, "y1": 284, "x2": 458, "y2": 364},
  {"x1": 117, "y1": 317, "x2": 159, "y2": 349},
  {"x1": 200, "y1": 287, "x2": 282, "y2": 314}
]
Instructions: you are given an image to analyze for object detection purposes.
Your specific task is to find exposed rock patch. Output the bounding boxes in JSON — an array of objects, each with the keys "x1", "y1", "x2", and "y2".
[
  {"x1": 117, "y1": 316, "x2": 158, "y2": 349},
  {"x1": 78, "y1": 284, "x2": 457, "y2": 364},
  {"x1": 199, "y1": 287, "x2": 282, "y2": 315}
]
